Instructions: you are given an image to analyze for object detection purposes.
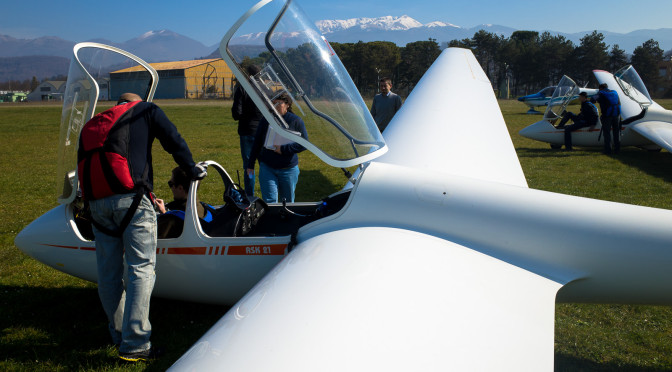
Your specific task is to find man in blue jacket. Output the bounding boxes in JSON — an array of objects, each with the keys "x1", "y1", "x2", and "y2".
[{"x1": 592, "y1": 83, "x2": 622, "y2": 154}]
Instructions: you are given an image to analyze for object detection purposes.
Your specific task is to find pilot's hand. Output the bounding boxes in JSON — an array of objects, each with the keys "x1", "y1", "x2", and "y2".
[
  {"x1": 193, "y1": 162, "x2": 207, "y2": 180},
  {"x1": 155, "y1": 198, "x2": 166, "y2": 214},
  {"x1": 273, "y1": 145, "x2": 282, "y2": 154}
]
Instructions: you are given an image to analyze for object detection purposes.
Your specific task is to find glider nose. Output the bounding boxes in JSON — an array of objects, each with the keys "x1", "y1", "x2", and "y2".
[
  {"x1": 15, "y1": 205, "x2": 75, "y2": 263},
  {"x1": 15, "y1": 204, "x2": 98, "y2": 281},
  {"x1": 518, "y1": 120, "x2": 555, "y2": 141}
]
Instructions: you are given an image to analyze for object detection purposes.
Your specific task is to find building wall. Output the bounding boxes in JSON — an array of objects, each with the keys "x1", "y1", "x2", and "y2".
[
  {"x1": 184, "y1": 60, "x2": 235, "y2": 99},
  {"x1": 109, "y1": 59, "x2": 235, "y2": 100},
  {"x1": 110, "y1": 71, "x2": 161, "y2": 101},
  {"x1": 155, "y1": 74, "x2": 187, "y2": 99},
  {"x1": 26, "y1": 81, "x2": 66, "y2": 101}
]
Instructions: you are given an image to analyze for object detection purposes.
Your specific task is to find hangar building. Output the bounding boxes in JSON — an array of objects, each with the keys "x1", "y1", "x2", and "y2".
[
  {"x1": 110, "y1": 58, "x2": 235, "y2": 100},
  {"x1": 26, "y1": 81, "x2": 66, "y2": 101}
]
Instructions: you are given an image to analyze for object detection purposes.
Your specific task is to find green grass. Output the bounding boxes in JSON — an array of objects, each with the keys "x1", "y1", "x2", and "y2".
[{"x1": 2, "y1": 99, "x2": 672, "y2": 371}]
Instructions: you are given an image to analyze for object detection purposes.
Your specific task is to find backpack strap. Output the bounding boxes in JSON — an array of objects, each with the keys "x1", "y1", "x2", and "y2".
[{"x1": 90, "y1": 188, "x2": 146, "y2": 238}]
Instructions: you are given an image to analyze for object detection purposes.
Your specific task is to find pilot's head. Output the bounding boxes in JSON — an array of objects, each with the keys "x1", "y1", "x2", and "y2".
[
  {"x1": 246, "y1": 64, "x2": 261, "y2": 77},
  {"x1": 168, "y1": 167, "x2": 191, "y2": 201},
  {"x1": 579, "y1": 92, "x2": 588, "y2": 102},
  {"x1": 599, "y1": 83, "x2": 608, "y2": 90},
  {"x1": 379, "y1": 77, "x2": 392, "y2": 94},
  {"x1": 117, "y1": 92, "x2": 142, "y2": 105}
]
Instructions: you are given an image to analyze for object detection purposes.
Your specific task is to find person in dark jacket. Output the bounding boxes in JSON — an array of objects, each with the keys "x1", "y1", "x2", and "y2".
[
  {"x1": 156, "y1": 167, "x2": 212, "y2": 239},
  {"x1": 78, "y1": 92, "x2": 205, "y2": 362},
  {"x1": 592, "y1": 83, "x2": 622, "y2": 154},
  {"x1": 556, "y1": 92, "x2": 599, "y2": 151},
  {"x1": 246, "y1": 92, "x2": 308, "y2": 203},
  {"x1": 370, "y1": 77, "x2": 403, "y2": 132},
  {"x1": 232, "y1": 65, "x2": 263, "y2": 196}
]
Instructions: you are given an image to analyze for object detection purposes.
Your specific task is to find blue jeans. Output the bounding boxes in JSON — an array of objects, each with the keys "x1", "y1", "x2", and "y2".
[
  {"x1": 240, "y1": 135, "x2": 256, "y2": 196},
  {"x1": 258, "y1": 162, "x2": 300, "y2": 203},
  {"x1": 89, "y1": 193, "x2": 157, "y2": 354}
]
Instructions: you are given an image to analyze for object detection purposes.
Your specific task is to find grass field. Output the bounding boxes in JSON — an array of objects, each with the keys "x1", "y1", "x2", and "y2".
[{"x1": 1, "y1": 98, "x2": 672, "y2": 371}]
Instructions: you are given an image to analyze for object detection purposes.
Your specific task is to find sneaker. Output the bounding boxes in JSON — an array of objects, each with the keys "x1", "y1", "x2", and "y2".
[{"x1": 119, "y1": 346, "x2": 164, "y2": 362}]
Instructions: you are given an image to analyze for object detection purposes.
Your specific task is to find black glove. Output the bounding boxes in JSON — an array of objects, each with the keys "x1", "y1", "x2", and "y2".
[{"x1": 193, "y1": 162, "x2": 208, "y2": 180}]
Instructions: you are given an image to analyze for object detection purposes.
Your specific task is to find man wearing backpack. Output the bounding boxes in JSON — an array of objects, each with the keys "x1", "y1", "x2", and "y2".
[
  {"x1": 77, "y1": 92, "x2": 206, "y2": 362},
  {"x1": 592, "y1": 83, "x2": 622, "y2": 154}
]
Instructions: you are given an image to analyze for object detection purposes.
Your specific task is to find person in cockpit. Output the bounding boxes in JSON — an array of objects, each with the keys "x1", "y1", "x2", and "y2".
[
  {"x1": 156, "y1": 167, "x2": 212, "y2": 239},
  {"x1": 555, "y1": 92, "x2": 599, "y2": 151}
]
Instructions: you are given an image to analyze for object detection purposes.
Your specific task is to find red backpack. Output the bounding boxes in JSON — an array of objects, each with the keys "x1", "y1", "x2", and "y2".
[{"x1": 77, "y1": 101, "x2": 149, "y2": 237}]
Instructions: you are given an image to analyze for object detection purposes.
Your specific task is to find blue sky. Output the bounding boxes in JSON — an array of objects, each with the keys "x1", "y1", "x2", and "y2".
[{"x1": 2, "y1": 0, "x2": 671, "y2": 46}]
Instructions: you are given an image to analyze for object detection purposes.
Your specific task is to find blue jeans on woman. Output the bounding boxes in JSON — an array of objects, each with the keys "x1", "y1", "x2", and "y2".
[
  {"x1": 240, "y1": 135, "x2": 256, "y2": 196},
  {"x1": 89, "y1": 193, "x2": 157, "y2": 354},
  {"x1": 258, "y1": 162, "x2": 300, "y2": 203}
]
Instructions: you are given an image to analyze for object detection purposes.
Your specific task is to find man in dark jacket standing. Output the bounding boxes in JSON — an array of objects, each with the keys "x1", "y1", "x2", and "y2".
[
  {"x1": 232, "y1": 65, "x2": 263, "y2": 196},
  {"x1": 592, "y1": 83, "x2": 621, "y2": 154},
  {"x1": 78, "y1": 92, "x2": 205, "y2": 362},
  {"x1": 370, "y1": 77, "x2": 403, "y2": 132},
  {"x1": 556, "y1": 92, "x2": 599, "y2": 151}
]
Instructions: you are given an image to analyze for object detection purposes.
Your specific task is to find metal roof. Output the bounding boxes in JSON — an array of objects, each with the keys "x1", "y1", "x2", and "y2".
[{"x1": 111, "y1": 58, "x2": 225, "y2": 73}]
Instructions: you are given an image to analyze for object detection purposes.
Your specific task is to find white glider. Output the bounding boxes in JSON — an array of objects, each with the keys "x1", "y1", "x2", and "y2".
[
  {"x1": 168, "y1": 1, "x2": 672, "y2": 370},
  {"x1": 520, "y1": 67, "x2": 672, "y2": 151},
  {"x1": 13, "y1": 0, "x2": 672, "y2": 370}
]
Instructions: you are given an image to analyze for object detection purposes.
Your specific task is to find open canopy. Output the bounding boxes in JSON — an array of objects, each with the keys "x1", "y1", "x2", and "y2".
[
  {"x1": 614, "y1": 65, "x2": 652, "y2": 109},
  {"x1": 56, "y1": 43, "x2": 157, "y2": 204},
  {"x1": 220, "y1": 0, "x2": 387, "y2": 168},
  {"x1": 543, "y1": 75, "x2": 579, "y2": 121}
]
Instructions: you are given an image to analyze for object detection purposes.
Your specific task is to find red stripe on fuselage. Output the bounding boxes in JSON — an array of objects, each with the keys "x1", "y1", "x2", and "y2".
[
  {"x1": 42, "y1": 244, "x2": 80, "y2": 249},
  {"x1": 165, "y1": 247, "x2": 207, "y2": 255},
  {"x1": 41, "y1": 243, "x2": 287, "y2": 256}
]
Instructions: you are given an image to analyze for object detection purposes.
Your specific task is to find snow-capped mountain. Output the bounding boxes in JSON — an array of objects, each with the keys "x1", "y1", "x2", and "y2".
[
  {"x1": 3, "y1": 17, "x2": 672, "y2": 83},
  {"x1": 316, "y1": 15, "x2": 461, "y2": 34},
  {"x1": 312, "y1": 15, "x2": 509, "y2": 46},
  {"x1": 316, "y1": 15, "x2": 426, "y2": 33}
]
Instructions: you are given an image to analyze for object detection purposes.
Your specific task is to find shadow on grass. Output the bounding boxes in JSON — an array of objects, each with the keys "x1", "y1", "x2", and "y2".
[
  {"x1": 517, "y1": 147, "x2": 599, "y2": 158},
  {"x1": 0, "y1": 285, "x2": 227, "y2": 371},
  {"x1": 555, "y1": 353, "x2": 671, "y2": 372},
  {"x1": 610, "y1": 150, "x2": 672, "y2": 184},
  {"x1": 296, "y1": 169, "x2": 345, "y2": 201}
]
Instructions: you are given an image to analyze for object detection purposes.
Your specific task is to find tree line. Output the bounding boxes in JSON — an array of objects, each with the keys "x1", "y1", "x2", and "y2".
[
  {"x1": 0, "y1": 76, "x2": 39, "y2": 92},
  {"x1": 330, "y1": 30, "x2": 671, "y2": 99}
]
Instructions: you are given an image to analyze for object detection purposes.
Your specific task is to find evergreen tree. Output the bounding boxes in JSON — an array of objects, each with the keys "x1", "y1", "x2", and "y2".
[
  {"x1": 397, "y1": 39, "x2": 441, "y2": 94},
  {"x1": 30, "y1": 76, "x2": 39, "y2": 91},
  {"x1": 571, "y1": 31, "x2": 609, "y2": 86},
  {"x1": 608, "y1": 44, "x2": 629, "y2": 72},
  {"x1": 631, "y1": 39, "x2": 664, "y2": 96},
  {"x1": 538, "y1": 32, "x2": 574, "y2": 87},
  {"x1": 500, "y1": 31, "x2": 540, "y2": 95}
]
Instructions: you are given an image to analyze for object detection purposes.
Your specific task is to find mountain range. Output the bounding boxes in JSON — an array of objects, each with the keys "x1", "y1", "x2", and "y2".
[{"x1": 2, "y1": 15, "x2": 672, "y2": 83}]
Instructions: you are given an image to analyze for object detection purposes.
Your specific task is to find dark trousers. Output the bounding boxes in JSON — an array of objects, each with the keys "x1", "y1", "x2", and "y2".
[
  {"x1": 559, "y1": 113, "x2": 588, "y2": 150},
  {"x1": 601, "y1": 116, "x2": 621, "y2": 154}
]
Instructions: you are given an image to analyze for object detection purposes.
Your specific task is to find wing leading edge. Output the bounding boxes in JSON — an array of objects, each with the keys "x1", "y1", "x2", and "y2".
[
  {"x1": 378, "y1": 48, "x2": 528, "y2": 188},
  {"x1": 170, "y1": 227, "x2": 562, "y2": 371},
  {"x1": 632, "y1": 120, "x2": 672, "y2": 152}
]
